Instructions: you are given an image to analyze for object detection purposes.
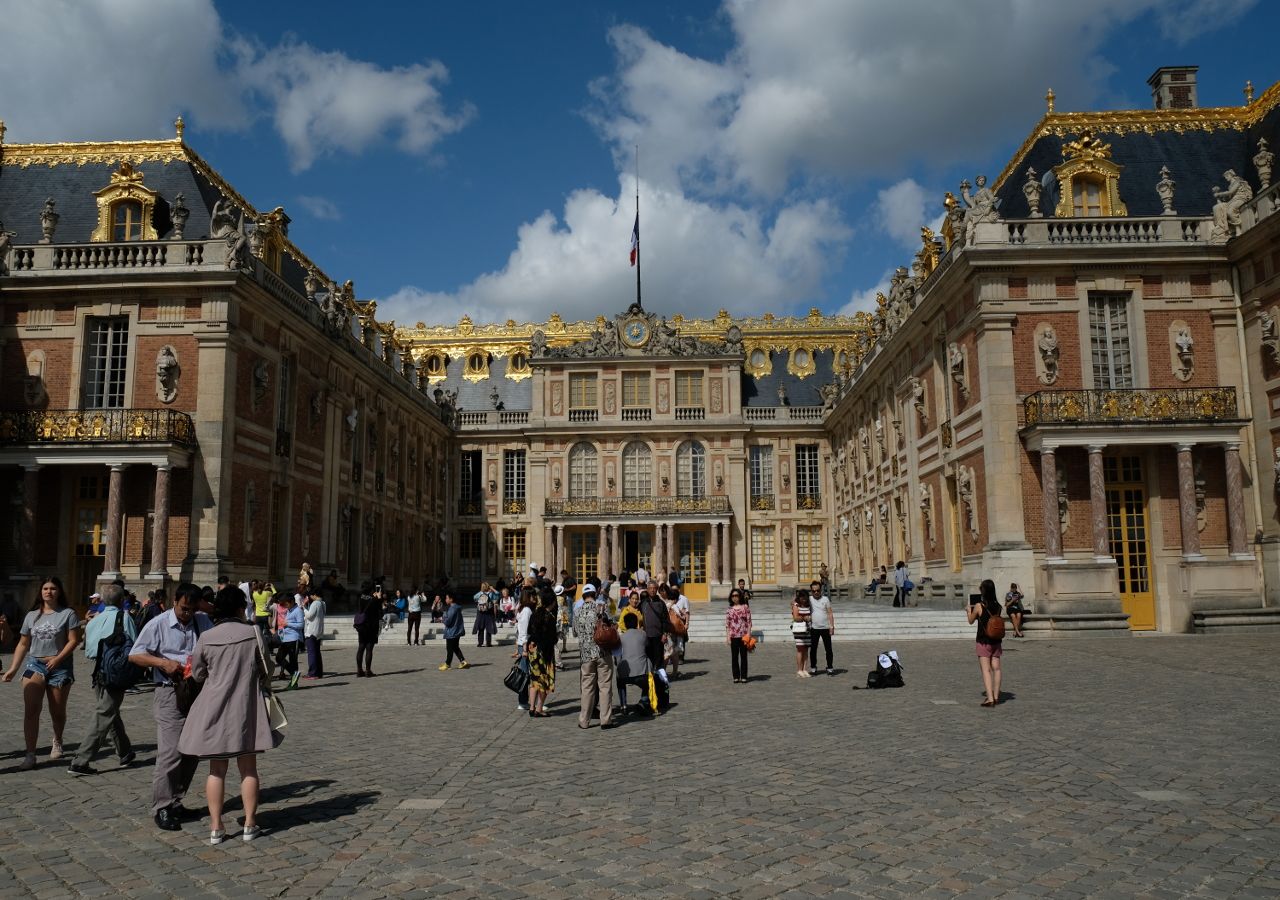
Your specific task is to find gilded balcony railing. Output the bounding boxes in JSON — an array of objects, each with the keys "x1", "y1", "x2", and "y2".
[
  {"x1": 545, "y1": 495, "x2": 731, "y2": 517},
  {"x1": 1023, "y1": 387, "x2": 1239, "y2": 426},
  {"x1": 750, "y1": 493, "x2": 775, "y2": 511},
  {"x1": 504, "y1": 498, "x2": 528, "y2": 515},
  {"x1": 0, "y1": 408, "x2": 196, "y2": 446}
]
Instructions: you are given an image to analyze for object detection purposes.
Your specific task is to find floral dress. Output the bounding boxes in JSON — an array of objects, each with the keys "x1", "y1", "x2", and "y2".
[{"x1": 527, "y1": 607, "x2": 557, "y2": 692}]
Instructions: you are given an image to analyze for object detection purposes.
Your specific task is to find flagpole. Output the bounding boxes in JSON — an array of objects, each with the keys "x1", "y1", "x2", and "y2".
[{"x1": 635, "y1": 145, "x2": 642, "y2": 310}]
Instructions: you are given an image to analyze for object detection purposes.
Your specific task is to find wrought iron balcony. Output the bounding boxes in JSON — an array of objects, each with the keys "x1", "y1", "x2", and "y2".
[
  {"x1": 1023, "y1": 387, "x2": 1240, "y2": 426},
  {"x1": 796, "y1": 492, "x2": 822, "y2": 510},
  {"x1": 750, "y1": 493, "x2": 775, "y2": 511},
  {"x1": 0, "y1": 408, "x2": 196, "y2": 446},
  {"x1": 504, "y1": 498, "x2": 528, "y2": 515},
  {"x1": 545, "y1": 495, "x2": 731, "y2": 518},
  {"x1": 458, "y1": 492, "x2": 484, "y2": 516}
]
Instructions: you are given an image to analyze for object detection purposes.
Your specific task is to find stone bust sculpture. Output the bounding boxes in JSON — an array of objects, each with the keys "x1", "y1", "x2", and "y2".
[{"x1": 156, "y1": 346, "x2": 181, "y2": 403}]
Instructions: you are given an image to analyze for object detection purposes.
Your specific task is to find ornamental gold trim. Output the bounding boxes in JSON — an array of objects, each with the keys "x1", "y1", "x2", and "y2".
[{"x1": 90, "y1": 163, "x2": 159, "y2": 242}]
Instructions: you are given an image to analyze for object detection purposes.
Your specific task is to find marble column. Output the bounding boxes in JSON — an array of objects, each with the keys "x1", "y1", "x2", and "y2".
[
  {"x1": 1087, "y1": 445, "x2": 1111, "y2": 559},
  {"x1": 544, "y1": 525, "x2": 554, "y2": 574},
  {"x1": 149, "y1": 464, "x2": 172, "y2": 578},
  {"x1": 708, "y1": 523, "x2": 720, "y2": 587},
  {"x1": 1176, "y1": 444, "x2": 1202, "y2": 558},
  {"x1": 102, "y1": 464, "x2": 127, "y2": 582},
  {"x1": 1224, "y1": 441, "x2": 1249, "y2": 556},
  {"x1": 1040, "y1": 448, "x2": 1062, "y2": 559},
  {"x1": 720, "y1": 521, "x2": 730, "y2": 585},
  {"x1": 19, "y1": 465, "x2": 40, "y2": 573},
  {"x1": 598, "y1": 523, "x2": 609, "y2": 580},
  {"x1": 653, "y1": 524, "x2": 665, "y2": 578},
  {"x1": 612, "y1": 524, "x2": 624, "y2": 577},
  {"x1": 555, "y1": 526, "x2": 566, "y2": 578}
]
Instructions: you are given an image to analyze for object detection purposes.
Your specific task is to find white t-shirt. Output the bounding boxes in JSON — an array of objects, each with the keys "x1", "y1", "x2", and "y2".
[
  {"x1": 809, "y1": 595, "x2": 833, "y2": 629},
  {"x1": 516, "y1": 605, "x2": 533, "y2": 647}
]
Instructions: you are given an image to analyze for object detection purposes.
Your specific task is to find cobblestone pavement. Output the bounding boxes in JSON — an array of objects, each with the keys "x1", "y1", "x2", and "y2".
[{"x1": 1, "y1": 631, "x2": 1279, "y2": 899}]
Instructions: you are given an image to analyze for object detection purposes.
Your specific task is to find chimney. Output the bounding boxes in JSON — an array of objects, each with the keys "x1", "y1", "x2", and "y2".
[{"x1": 1147, "y1": 66, "x2": 1199, "y2": 110}]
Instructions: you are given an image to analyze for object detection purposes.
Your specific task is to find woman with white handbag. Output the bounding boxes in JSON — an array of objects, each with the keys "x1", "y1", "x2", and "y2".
[{"x1": 790, "y1": 588, "x2": 812, "y2": 678}]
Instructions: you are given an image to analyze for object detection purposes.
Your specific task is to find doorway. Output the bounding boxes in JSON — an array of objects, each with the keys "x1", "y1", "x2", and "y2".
[
  {"x1": 676, "y1": 526, "x2": 708, "y2": 600},
  {"x1": 70, "y1": 472, "x2": 108, "y2": 613},
  {"x1": 1104, "y1": 455, "x2": 1155, "y2": 631},
  {"x1": 622, "y1": 529, "x2": 652, "y2": 576}
]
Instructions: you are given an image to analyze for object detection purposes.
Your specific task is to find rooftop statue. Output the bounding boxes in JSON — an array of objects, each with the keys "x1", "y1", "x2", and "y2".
[{"x1": 1210, "y1": 169, "x2": 1253, "y2": 243}]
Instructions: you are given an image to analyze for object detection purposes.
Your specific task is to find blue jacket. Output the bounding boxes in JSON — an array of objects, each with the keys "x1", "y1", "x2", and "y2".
[
  {"x1": 280, "y1": 605, "x2": 305, "y2": 643},
  {"x1": 442, "y1": 602, "x2": 465, "y2": 639}
]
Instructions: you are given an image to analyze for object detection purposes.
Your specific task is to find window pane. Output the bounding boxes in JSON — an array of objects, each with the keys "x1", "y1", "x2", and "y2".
[
  {"x1": 503, "y1": 450, "x2": 526, "y2": 501},
  {"x1": 676, "y1": 441, "x2": 705, "y2": 498},
  {"x1": 569, "y1": 374, "x2": 597, "y2": 409},
  {"x1": 675, "y1": 372, "x2": 702, "y2": 407},
  {"x1": 750, "y1": 446, "x2": 773, "y2": 497},
  {"x1": 622, "y1": 442, "x2": 651, "y2": 498},
  {"x1": 1089, "y1": 294, "x2": 1133, "y2": 389},
  {"x1": 569, "y1": 442, "x2": 597, "y2": 498},
  {"x1": 622, "y1": 372, "x2": 650, "y2": 406},
  {"x1": 84, "y1": 317, "x2": 129, "y2": 409}
]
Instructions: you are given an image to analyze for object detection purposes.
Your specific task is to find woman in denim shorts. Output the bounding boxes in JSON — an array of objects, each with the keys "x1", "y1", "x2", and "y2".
[{"x1": 2, "y1": 576, "x2": 82, "y2": 770}]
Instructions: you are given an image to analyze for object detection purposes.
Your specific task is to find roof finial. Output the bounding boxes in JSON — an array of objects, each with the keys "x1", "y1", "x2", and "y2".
[
  {"x1": 174, "y1": 115, "x2": 185, "y2": 141},
  {"x1": 0, "y1": 119, "x2": 6, "y2": 144},
  {"x1": 1244, "y1": 81, "x2": 1255, "y2": 105},
  {"x1": 1045, "y1": 88, "x2": 1055, "y2": 114}
]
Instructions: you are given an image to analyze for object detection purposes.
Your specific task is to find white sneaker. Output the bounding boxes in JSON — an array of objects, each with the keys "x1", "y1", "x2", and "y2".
[
  {"x1": 49, "y1": 741, "x2": 63, "y2": 760},
  {"x1": 19, "y1": 753, "x2": 36, "y2": 771},
  {"x1": 516, "y1": 704, "x2": 528, "y2": 711},
  {"x1": 242, "y1": 825, "x2": 262, "y2": 842}
]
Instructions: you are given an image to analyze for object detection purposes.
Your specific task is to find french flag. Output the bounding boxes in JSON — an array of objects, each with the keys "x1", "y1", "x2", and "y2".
[{"x1": 629, "y1": 213, "x2": 639, "y2": 266}]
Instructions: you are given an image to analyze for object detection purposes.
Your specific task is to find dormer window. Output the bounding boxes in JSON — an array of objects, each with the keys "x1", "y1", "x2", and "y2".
[
  {"x1": 1072, "y1": 176, "x2": 1104, "y2": 217},
  {"x1": 109, "y1": 201, "x2": 143, "y2": 241}
]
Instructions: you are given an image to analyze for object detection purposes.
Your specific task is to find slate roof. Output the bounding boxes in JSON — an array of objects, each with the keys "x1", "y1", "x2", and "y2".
[
  {"x1": 435, "y1": 355, "x2": 532, "y2": 411},
  {"x1": 741, "y1": 350, "x2": 835, "y2": 408}
]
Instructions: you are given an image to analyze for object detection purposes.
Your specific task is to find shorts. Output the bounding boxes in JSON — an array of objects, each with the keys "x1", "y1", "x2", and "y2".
[
  {"x1": 23, "y1": 656, "x2": 74, "y2": 687},
  {"x1": 975, "y1": 641, "x2": 1003, "y2": 659}
]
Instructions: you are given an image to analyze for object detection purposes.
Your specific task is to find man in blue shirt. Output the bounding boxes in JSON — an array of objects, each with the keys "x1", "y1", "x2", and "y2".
[
  {"x1": 129, "y1": 583, "x2": 212, "y2": 831},
  {"x1": 67, "y1": 583, "x2": 137, "y2": 776}
]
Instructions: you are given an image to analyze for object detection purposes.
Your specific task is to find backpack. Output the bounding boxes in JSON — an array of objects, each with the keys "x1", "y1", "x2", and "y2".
[
  {"x1": 96, "y1": 608, "x2": 145, "y2": 690},
  {"x1": 984, "y1": 609, "x2": 1006, "y2": 641},
  {"x1": 865, "y1": 651, "x2": 904, "y2": 689}
]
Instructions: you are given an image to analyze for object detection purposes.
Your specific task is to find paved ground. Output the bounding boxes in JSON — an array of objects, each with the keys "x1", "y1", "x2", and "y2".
[{"x1": 1, "y1": 631, "x2": 1279, "y2": 899}]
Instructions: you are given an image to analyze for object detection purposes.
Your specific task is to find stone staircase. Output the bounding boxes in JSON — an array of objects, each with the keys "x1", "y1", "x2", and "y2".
[
  {"x1": 685, "y1": 603, "x2": 977, "y2": 643},
  {"x1": 321, "y1": 617, "x2": 518, "y2": 645}
]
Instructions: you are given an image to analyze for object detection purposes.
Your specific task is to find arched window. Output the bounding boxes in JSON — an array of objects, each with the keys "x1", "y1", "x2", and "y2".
[
  {"x1": 676, "y1": 441, "x2": 705, "y2": 498},
  {"x1": 622, "y1": 441, "x2": 652, "y2": 498},
  {"x1": 568, "y1": 442, "x2": 598, "y2": 498},
  {"x1": 112, "y1": 200, "x2": 145, "y2": 241}
]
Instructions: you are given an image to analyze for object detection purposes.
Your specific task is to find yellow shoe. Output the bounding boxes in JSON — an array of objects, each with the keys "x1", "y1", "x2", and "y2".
[
  {"x1": 460, "y1": 661, "x2": 471, "y2": 669},
  {"x1": 438, "y1": 664, "x2": 450, "y2": 671}
]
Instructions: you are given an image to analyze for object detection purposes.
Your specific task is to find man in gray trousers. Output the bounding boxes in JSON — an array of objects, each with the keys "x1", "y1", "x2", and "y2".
[
  {"x1": 129, "y1": 583, "x2": 211, "y2": 831},
  {"x1": 67, "y1": 582, "x2": 136, "y2": 775}
]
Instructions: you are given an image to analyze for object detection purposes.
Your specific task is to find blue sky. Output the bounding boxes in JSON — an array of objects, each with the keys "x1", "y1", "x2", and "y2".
[{"x1": 2, "y1": 0, "x2": 1276, "y2": 326}]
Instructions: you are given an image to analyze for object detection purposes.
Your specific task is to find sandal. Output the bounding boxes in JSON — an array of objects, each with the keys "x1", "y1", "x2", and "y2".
[{"x1": 980, "y1": 699, "x2": 996, "y2": 707}]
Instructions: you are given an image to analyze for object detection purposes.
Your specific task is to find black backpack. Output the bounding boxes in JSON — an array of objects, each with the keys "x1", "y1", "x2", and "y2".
[
  {"x1": 865, "y1": 652, "x2": 904, "y2": 689},
  {"x1": 96, "y1": 608, "x2": 145, "y2": 690}
]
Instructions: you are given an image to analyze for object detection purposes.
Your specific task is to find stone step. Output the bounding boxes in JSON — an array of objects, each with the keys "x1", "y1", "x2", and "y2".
[{"x1": 1193, "y1": 607, "x2": 1280, "y2": 634}]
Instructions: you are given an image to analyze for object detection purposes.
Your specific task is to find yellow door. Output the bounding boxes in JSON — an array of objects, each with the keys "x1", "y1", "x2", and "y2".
[
  {"x1": 676, "y1": 527, "x2": 708, "y2": 600},
  {"x1": 569, "y1": 530, "x2": 599, "y2": 591},
  {"x1": 1104, "y1": 456, "x2": 1155, "y2": 630},
  {"x1": 71, "y1": 473, "x2": 109, "y2": 616}
]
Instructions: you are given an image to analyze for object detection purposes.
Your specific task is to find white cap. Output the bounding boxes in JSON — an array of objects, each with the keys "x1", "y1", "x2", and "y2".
[
  {"x1": 529, "y1": 563, "x2": 539, "y2": 571},
  {"x1": 877, "y1": 653, "x2": 892, "y2": 669},
  {"x1": 581, "y1": 584, "x2": 596, "y2": 595},
  {"x1": 553, "y1": 584, "x2": 565, "y2": 596},
  {"x1": 90, "y1": 592, "x2": 102, "y2": 600},
  {"x1": 887, "y1": 650, "x2": 900, "y2": 663}
]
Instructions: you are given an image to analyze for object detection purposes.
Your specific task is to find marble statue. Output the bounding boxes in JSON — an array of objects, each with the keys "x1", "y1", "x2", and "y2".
[
  {"x1": 1022, "y1": 168, "x2": 1043, "y2": 218},
  {"x1": 490, "y1": 386, "x2": 503, "y2": 410},
  {"x1": 156, "y1": 345, "x2": 180, "y2": 403},
  {"x1": 304, "y1": 267, "x2": 320, "y2": 301},
  {"x1": 170, "y1": 193, "x2": 189, "y2": 240},
  {"x1": 1273, "y1": 447, "x2": 1280, "y2": 493},
  {"x1": 1210, "y1": 170, "x2": 1253, "y2": 243},
  {"x1": 957, "y1": 466, "x2": 978, "y2": 535},
  {"x1": 345, "y1": 408, "x2": 358, "y2": 435},
  {"x1": 1255, "y1": 138, "x2": 1274, "y2": 191},
  {"x1": 1260, "y1": 308, "x2": 1280, "y2": 366},
  {"x1": 23, "y1": 374, "x2": 47, "y2": 409},
  {"x1": 530, "y1": 330, "x2": 549, "y2": 358},
  {"x1": 858, "y1": 426, "x2": 870, "y2": 465},
  {"x1": 777, "y1": 384, "x2": 788, "y2": 407},
  {"x1": 0, "y1": 221, "x2": 15, "y2": 275},
  {"x1": 252, "y1": 359, "x2": 269, "y2": 408},
  {"x1": 1174, "y1": 327, "x2": 1194, "y2": 381},
  {"x1": 1037, "y1": 325, "x2": 1060, "y2": 385},
  {"x1": 960, "y1": 175, "x2": 999, "y2": 245},
  {"x1": 310, "y1": 391, "x2": 323, "y2": 427},
  {"x1": 878, "y1": 500, "x2": 889, "y2": 523},
  {"x1": 911, "y1": 376, "x2": 927, "y2": 425},
  {"x1": 948, "y1": 342, "x2": 969, "y2": 401},
  {"x1": 943, "y1": 191, "x2": 966, "y2": 248},
  {"x1": 874, "y1": 417, "x2": 886, "y2": 454},
  {"x1": 38, "y1": 198, "x2": 58, "y2": 244},
  {"x1": 1156, "y1": 166, "x2": 1177, "y2": 215},
  {"x1": 840, "y1": 515, "x2": 849, "y2": 535},
  {"x1": 211, "y1": 200, "x2": 250, "y2": 270},
  {"x1": 919, "y1": 482, "x2": 934, "y2": 543},
  {"x1": 819, "y1": 381, "x2": 838, "y2": 410}
]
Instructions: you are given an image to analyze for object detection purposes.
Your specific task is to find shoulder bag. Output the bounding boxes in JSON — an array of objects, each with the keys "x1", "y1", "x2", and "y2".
[
  {"x1": 254, "y1": 630, "x2": 288, "y2": 743},
  {"x1": 173, "y1": 619, "x2": 205, "y2": 716},
  {"x1": 503, "y1": 655, "x2": 531, "y2": 693},
  {"x1": 594, "y1": 615, "x2": 621, "y2": 651}
]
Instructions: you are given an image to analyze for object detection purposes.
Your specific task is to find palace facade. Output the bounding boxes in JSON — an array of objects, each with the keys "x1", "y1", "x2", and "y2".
[{"x1": 4, "y1": 66, "x2": 1280, "y2": 633}]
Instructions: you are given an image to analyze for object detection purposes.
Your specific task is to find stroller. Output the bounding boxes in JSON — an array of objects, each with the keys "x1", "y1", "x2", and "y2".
[{"x1": 864, "y1": 650, "x2": 904, "y2": 689}]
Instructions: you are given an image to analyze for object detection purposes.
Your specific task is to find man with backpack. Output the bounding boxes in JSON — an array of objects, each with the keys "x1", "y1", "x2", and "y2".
[
  {"x1": 638, "y1": 580, "x2": 672, "y2": 711},
  {"x1": 67, "y1": 583, "x2": 137, "y2": 775}
]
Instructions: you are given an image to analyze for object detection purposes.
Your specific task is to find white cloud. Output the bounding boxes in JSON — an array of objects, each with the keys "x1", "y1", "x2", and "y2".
[
  {"x1": 838, "y1": 271, "x2": 891, "y2": 317},
  {"x1": 0, "y1": 0, "x2": 473, "y2": 171},
  {"x1": 872, "y1": 179, "x2": 931, "y2": 247},
  {"x1": 295, "y1": 195, "x2": 342, "y2": 221},
  {"x1": 374, "y1": 179, "x2": 850, "y2": 326}
]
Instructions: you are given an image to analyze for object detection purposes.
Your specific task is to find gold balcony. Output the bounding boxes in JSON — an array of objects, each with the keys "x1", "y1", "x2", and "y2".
[
  {"x1": 0, "y1": 409, "x2": 196, "y2": 446},
  {"x1": 1023, "y1": 388, "x2": 1239, "y2": 426},
  {"x1": 545, "y1": 496, "x2": 731, "y2": 518}
]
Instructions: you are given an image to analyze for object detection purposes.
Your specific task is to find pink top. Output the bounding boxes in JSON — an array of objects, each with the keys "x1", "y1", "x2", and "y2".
[{"x1": 725, "y1": 604, "x2": 752, "y2": 639}]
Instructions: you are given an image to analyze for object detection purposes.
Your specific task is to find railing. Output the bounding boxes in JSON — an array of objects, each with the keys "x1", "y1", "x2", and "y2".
[
  {"x1": 504, "y1": 498, "x2": 527, "y2": 515},
  {"x1": 458, "y1": 493, "x2": 484, "y2": 516},
  {"x1": 796, "y1": 492, "x2": 822, "y2": 510},
  {"x1": 675, "y1": 406, "x2": 705, "y2": 421},
  {"x1": 622, "y1": 407, "x2": 652, "y2": 421},
  {"x1": 1000, "y1": 216, "x2": 1211, "y2": 247},
  {"x1": 458, "y1": 411, "x2": 488, "y2": 426},
  {"x1": 500, "y1": 411, "x2": 529, "y2": 425},
  {"x1": 788, "y1": 406, "x2": 823, "y2": 421},
  {"x1": 750, "y1": 493, "x2": 775, "y2": 511},
  {"x1": 0, "y1": 408, "x2": 196, "y2": 446},
  {"x1": 1023, "y1": 387, "x2": 1240, "y2": 425},
  {"x1": 546, "y1": 495, "x2": 732, "y2": 517},
  {"x1": 744, "y1": 407, "x2": 776, "y2": 421},
  {"x1": 743, "y1": 406, "x2": 824, "y2": 422},
  {"x1": 456, "y1": 409, "x2": 530, "y2": 429},
  {"x1": 569, "y1": 408, "x2": 598, "y2": 423}
]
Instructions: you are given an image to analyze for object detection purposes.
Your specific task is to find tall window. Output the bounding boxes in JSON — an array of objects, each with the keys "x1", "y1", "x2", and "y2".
[
  {"x1": 502, "y1": 529, "x2": 527, "y2": 580},
  {"x1": 1089, "y1": 293, "x2": 1134, "y2": 389},
  {"x1": 622, "y1": 441, "x2": 652, "y2": 498},
  {"x1": 111, "y1": 201, "x2": 145, "y2": 241},
  {"x1": 676, "y1": 441, "x2": 706, "y2": 498},
  {"x1": 750, "y1": 526, "x2": 776, "y2": 583},
  {"x1": 568, "y1": 442, "x2": 598, "y2": 498},
  {"x1": 276, "y1": 357, "x2": 293, "y2": 430},
  {"x1": 459, "y1": 450, "x2": 482, "y2": 514},
  {"x1": 503, "y1": 450, "x2": 526, "y2": 510},
  {"x1": 84, "y1": 317, "x2": 130, "y2": 409},
  {"x1": 749, "y1": 445, "x2": 774, "y2": 505},
  {"x1": 622, "y1": 372, "x2": 650, "y2": 408},
  {"x1": 569, "y1": 374, "x2": 597, "y2": 409},
  {"x1": 458, "y1": 529, "x2": 482, "y2": 581},
  {"x1": 675, "y1": 371, "x2": 703, "y2": 407},
  {"x1": 1072, "y1": 177, "x2": 1103, "y2": 217},
  {"x1": 796, "y1": 444, "x2": 821, "y2": 507}
]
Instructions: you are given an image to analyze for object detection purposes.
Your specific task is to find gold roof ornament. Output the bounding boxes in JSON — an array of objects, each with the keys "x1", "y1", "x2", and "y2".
[
  {"x1": 174, "y1": 115, "x2": 185, "y2": 141},
  {"x1": 918, "y1": 226, "x2": 940, "y2": 276},
  {"x1": 1045, "y1": 88, "x2": 1055, "y2": 114},
  {"x1": 1245, "y1": 81, "x2": 1255, "y2": 105},
  {"x1": 1052, "y1": 129, "x2": 1127, "y2": 217},
  {"x1": 1062, "y1": 130, "x2": 1113, "y2": 162},
  {"x1": 89, "y1": 161, "x2": 159, "y2": 241}
]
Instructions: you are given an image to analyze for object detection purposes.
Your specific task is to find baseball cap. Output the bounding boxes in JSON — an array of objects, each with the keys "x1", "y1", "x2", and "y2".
[
  {"x1": 553, "y1": 584, "x2": 565, "y2": 596},
  {"x1": 529, "y1": 563, "x2": 539, "y2": 572},
  {"x1": 90, "y1": 592, "x2": 101, "y2": 600},
  {"x1": 581, "y1": 584, "x2": 596, "y2": 595}
]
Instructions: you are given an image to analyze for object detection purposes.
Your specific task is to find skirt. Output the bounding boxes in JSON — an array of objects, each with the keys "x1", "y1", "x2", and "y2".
[{"x1": 528, "y1": 643, "x2": 556, "y2": 692}]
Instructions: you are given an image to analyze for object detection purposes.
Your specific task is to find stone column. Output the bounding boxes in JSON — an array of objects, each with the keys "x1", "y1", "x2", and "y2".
[
  {"x1": 102, "y1": 464, "x2": 127, "y2": 582},
  {"x1": 1224, "y1": 441, "x2": 1249, "y2": 556},
  {"x1": 1087, "y1": 445, "x2": 1111, "y2": 560},
  {"x1": 653, "y1": 524, "x2": 665, "y2": 578},
  {"x1": 149, "y1": 464, "x2": 172, "y2": 579},
  {"x1": 598, "y1": 523, "x2": 609, "y2": 580},
  {"x1": 708, "y1": 523, "x2": 720, "y2": 587},
  {"x1": 544, "y1": 525, "x2": 554, "y2": 574},
  {"x1": 612, "y1": 524, "x2": 624, "y2": 577},
  {"x1": 556, "y1": 526, "x2": 566, "y2": 577},
  {"x1": 1176, "y1": 444, "x2": 1203, "y2": 558},
  {"x1": 720, "y1": 521, "x2": 730, "y2": 585},
  {"x1": 1040, "y1": 448, "x2": 1062, "y2": 559},
  {"x1": 19, "y1": 465, "x2": 40, "y2": 574}
]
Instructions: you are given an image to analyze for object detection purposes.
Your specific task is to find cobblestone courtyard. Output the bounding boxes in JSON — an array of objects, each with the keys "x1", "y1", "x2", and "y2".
[{"x1": 1, "y1": 633, "x2": 1278, "y2": 899}]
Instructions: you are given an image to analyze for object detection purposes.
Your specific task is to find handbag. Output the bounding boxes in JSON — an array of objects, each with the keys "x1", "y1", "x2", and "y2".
[
  {"x1": 254, "y1": 633, "x2": 288, "y2": 744},
  {"x1": 790, "y1": 621, "x2": 810, "y2": 636},
  {"x1": 593, "y1": 618, "x2": 620, "y2": 651},
  {"x1": 503, "y1": 655, "x2": 530, "y2": 693},
  {"x1": 667, "y1": 608, "x2": 688, "y2": 638},
  {"x1": 741, "y1": 633, "x2": 758, "y2": 652},
  {"x1": 173, "y1": 619, "x2": 205, "y2": 715}
]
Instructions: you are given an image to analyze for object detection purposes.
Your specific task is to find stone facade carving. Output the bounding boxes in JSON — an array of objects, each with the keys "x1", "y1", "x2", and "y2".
[
  {"x1": 1035, "y1": 323, "x2": 1060, "y2": 385},
  {"x1": 38, "y1": 198, "x2": 58, "y2": 244},
  {"x1": 656, "y1": 380, "x2": 670, "y2": 414},
  {"x1": 910, "y1": 376, "x2": 928, "y2": 427},
  {"x1": 1255, "y1": 138, "x2": 1274, "y2": 191},
  {"x1": 1171, "y1": 322, "x2": 1194, "y2": 382},
  {"x1": 156, "y1": 345, "x2": 181, "y2": 403},
  {"x1": 878, "y1": 500, "x2": 889, "y2": 523},
  {"x1": 0, "y1": 221, "x2": 15, "y2": 275},
  {"x1": 603, "y1": 380, "x2": 617, "y2": 415},
  {"x1": 874, "y1": 417, "x2": 886, "y2": 455},
  {"x1": 1260, "y1": 308, "x2": 1280, "y2": 367},
  {"x1": 1156, "y1": 166, "x2": 1177, "y2": 215},
  {"x1": 919, "y1": 482, "x2": 934, "y2": 544},
  {"x1": 1210, "y1": 170, "x2": 1253, "y2": 243},
  {"x1": 960, "y1": 175, "x2": 999, "y2": 245},
  {"x1": 1022, "y1": 167, "x2": 1043, "y2": 218},
  {"x1": 709, "y1": 378, "x2": 724, "y2": 413},
  {"x1": 858, "y1": 426, "x2": 871, "y2": 468},
  {"x1": 948, "y1": 342, "x2": 970, "y2": 402},
  {"x1": 1273, "y1": 447, "x2": 1280, "y2": 494},
  {"x1": 957, "y1": 465, "x2": 978, "y2": 536},
  {"x1": 170, "y1": 193, "x2": 189, "y2": 240},
  {"x1": 211, "y1": 200, "x2": 250, "y2": 270},
  {"x1": 251, "y1": 359, "x2": 269, "y2": 410}
]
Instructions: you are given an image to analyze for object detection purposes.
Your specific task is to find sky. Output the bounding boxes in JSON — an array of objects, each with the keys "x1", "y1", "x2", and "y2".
[{"x1": 1, "y1": 0, "x2": 1276, "y2": 327}]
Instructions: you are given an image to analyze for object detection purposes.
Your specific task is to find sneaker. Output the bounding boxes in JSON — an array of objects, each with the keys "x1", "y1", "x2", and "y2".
[
  {"x1": 67, "y1": 762, "x2": 97, "y2": 777},
  {"x1": 209, "y1": 829, "x2": 226, "y2": 845},
  {"x1": 49, "y1": 741, "x2": 63, "y2": 760},
  {"x1": 242, "y1": 824, "x2": 262, "y2": 842},
  {"x1": 438, "y1": 664, "x2": 450, "y2": 671},
  {"x1": 288, "y1": 672, "x2": 301, "y2": 689},
  {"x1": 459, "y1": 661, "x2": 471, "y2": 669},
  {"x1": 118, "y1": 751, "x2": 137, "y2": 768},
  {"x1": 516, "y1": 704, "x2": 528, "y2": 711},
  {"x1": 826, "y1": 668, "x2": 835, "y2": 676}
]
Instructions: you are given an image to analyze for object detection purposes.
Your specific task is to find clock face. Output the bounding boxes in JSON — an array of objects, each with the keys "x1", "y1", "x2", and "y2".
[{"x1": 623, "y1": 318, "x2": 650, "y2": 347}]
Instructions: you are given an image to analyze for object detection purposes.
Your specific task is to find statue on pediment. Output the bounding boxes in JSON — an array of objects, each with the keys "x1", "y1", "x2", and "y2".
[
  {"x1": 960, "y1": 175, "x2": 999, "y2": 245},
  {"x1": 1210, "y1": 169, "x2": 1252, "y2": 242}
]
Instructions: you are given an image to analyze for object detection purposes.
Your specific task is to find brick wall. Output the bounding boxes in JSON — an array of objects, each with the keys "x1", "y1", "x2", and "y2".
[
  {"x1": 1142, "y1": 309, "x2": 1218, "y2": 388},
  {"x1": 1014, "y1": 312, "x2": 1082, "y2": 395}
]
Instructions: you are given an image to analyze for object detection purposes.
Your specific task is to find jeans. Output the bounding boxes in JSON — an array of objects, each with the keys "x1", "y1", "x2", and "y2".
[
  {"x1": 730, "y1": 638, "x2": 749, "y2": 681},
  {"x1": 445, "y1": 637, "x2": 466, "y2": 666},
  {"x1": 356, "y1": 641, "x2": 375, "y2": 674},
  {"x1": 406, "y1": 612, "x2": 422, "y2": 643},
  {"x1": 305, "y1": 636, "x2": 324, "y2": 678},
  {"x1": 275, "y1": 640, "x2": 299, "y2": 676},
  {"x1": 809, "y1": 628, "x2": 833, "y2": 670}
]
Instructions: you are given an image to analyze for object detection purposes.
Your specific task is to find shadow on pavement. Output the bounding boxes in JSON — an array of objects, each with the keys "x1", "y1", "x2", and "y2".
[{"x1": 256, "y1": 790, "x2": 382, "y2": 830}]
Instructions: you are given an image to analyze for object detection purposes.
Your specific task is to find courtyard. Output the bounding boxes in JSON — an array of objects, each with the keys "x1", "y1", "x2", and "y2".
[{"x1": 0, "y1": 633, "x2": 1278, "y2": 899}]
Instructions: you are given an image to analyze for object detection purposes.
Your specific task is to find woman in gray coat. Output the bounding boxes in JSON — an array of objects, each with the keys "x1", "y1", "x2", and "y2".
[{"x1": 179, "y1": 587, "x2": 275, "y2": 844}]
